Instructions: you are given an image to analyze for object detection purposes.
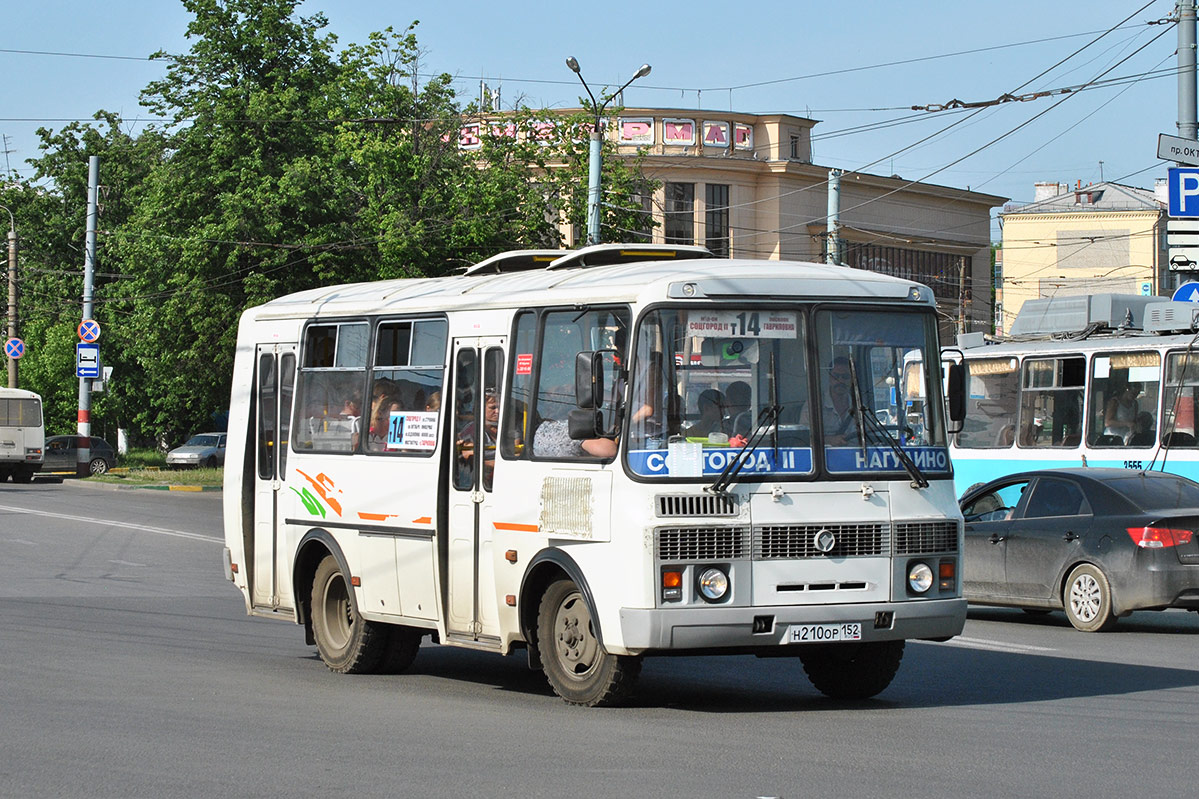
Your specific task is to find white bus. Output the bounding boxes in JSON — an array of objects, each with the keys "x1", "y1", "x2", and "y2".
[
  {"x1": 947, "y1": 293, "x2": 1199, "y2": 495},
  {"x1": 0, "y1": 387, "x2": 45, "y2": 483},
  {"x1": 222, "y1": 244, "x2": 967, "y2": 706}
]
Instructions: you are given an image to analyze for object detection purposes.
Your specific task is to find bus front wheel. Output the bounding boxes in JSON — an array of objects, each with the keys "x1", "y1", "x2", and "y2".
[
  {"x1": 311, "y1": 555, "x2": 387, "y2": 674},
  {"x1": 799, "y1": 639, "x2": 905, "y2": 700},
  {"x1": 537, "y1": 579, "x2": 641, "y2": 706}
]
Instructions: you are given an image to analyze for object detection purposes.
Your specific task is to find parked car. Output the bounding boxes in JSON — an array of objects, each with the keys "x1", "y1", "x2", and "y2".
[
  {"x1": 43, "y1": 435, "x2": 117, "y2": 475},
  {"x1": 960, "y1": 468, "x2": 1199, "y2": 631},
  {"x1": 166, "y1": 432, "x2": 227, "y2": 469}
]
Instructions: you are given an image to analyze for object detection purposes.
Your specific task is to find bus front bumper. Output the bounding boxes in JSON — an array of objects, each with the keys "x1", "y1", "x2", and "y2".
[{"x1": 617, "y1": 597, "x2": 966, "y2": 653}]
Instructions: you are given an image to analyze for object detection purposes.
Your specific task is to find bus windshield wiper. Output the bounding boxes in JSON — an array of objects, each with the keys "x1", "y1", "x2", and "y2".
[
  {"x1": 855, "y1": 403, "x2": 929, "y2": 489},
  {"x1": 706, "y1": 405, "x2": 782, "y2": 494}
]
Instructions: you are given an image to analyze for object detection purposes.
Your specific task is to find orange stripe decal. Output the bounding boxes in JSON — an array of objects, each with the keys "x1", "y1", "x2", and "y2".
[
  {"x1": 493, "y1": 522, "x2": 540, "y2": 533},
  {"x1": 412, "y1": 516, "x2": 433, "y2": 525},
  {"x1": 358, "y1": 512, "x2": 393, "y2": 521}
]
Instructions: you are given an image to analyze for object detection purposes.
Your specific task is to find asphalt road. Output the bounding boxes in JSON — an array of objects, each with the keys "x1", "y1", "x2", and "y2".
[{"x1": 2, "y1": 479, "x2": 1197, "y2": 798}]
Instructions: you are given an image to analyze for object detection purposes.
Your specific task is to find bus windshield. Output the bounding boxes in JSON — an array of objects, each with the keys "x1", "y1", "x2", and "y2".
[{"x1": 626, "y1": 305, "x2": 949, "y2": 480}]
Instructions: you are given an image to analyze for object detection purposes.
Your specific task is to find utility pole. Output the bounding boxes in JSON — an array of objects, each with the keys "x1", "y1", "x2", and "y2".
[
  {"x1": 825, "y1": 169, "x2": 842, "y2": 265},
  {"x1": 4, "y1": 205, "x2": 16, "y2": 389},
  {"x1": 77, "y1": 156, "x2": 99, "y2": 477},
  {"x1": 1180, "y1": 0, "x2": 1197, "y2": 140}
]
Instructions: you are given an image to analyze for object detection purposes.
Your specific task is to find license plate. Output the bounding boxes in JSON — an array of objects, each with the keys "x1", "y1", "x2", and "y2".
[{"x1": 789, "y1": 622, "x2": 862, "y2": 643}]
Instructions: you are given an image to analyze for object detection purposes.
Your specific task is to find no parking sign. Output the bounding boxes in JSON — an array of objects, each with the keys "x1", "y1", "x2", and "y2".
[{"x1": 4, "y1": 337, "x2": 23, "y2": 359}]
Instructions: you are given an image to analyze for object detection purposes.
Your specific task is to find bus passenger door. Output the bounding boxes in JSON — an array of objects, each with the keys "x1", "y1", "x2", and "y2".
[
  {"x1": 252, "y1": 343, "x2": 297, "y2": 610},
  {"x1": 445, "y1": 338, "x2": 505, "y2": 644}
]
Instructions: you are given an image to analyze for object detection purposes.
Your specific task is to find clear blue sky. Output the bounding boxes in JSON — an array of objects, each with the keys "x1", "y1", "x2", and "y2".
[{"x1": 1, "y1": 1, "x2": 1186, "y2": 239}]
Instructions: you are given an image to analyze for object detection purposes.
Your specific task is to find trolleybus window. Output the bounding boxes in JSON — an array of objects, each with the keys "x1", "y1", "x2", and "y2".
[
  {"x1": 1087, "y1": 351, "x2": 1159, "y2": 447},
  {"x1": 1018, "y1": 356, "x2": 1084, "y2": 448},
  {"x1": 1163, "y1": 352, "x2": 1199, "y2": 447},
  {"x1": 955, "y1": 357, "x2": 1019, "y2": 449}
]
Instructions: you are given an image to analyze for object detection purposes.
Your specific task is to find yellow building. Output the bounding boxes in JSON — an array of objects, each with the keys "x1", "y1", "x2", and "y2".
[
  {"x1": 464, "y1": 109, "x2": 1004, "y2": 334},
  {"x1": 998, "y1": 180, "x2": 1168, "y2": 332}
]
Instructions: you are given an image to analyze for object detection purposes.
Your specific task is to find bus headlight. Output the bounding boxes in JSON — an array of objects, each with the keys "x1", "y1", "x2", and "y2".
[
  {"x1": 697, "y1": 567, "x2": 729, "y2": 602},
  {"x1": 908, "y1": 562, "x2": 934, "y2": 594}
]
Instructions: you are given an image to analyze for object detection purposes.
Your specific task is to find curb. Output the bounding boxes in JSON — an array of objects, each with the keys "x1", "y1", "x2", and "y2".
[{"x1": 46, "y1": 476, "x2": 222, "y2": 492}]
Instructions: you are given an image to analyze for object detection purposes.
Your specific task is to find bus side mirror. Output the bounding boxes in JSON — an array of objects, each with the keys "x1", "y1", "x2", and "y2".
[
  {"x1": 574, "y1": 351, "x2": 604, "y2": 410},
  {"x1": 947, "y1": 362, "x2": 966, "y2": 425},
  {"x1": 568, "y1": 408, "x2": 603, "y2": 440}
]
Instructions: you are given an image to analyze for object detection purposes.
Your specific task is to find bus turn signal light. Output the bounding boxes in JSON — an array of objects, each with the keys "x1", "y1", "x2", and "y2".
[
  {"x1": 662, "y1": 570, "x2": 682, "y2": 602},
  {"x1": 1127, "y1": 526, "x2": 1195, "y2": 548}
]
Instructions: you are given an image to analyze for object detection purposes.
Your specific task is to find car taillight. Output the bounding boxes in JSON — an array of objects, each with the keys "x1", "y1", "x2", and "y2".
[{"x1": 1126, "y1": 526, "x2": 1195, "y2": 548}]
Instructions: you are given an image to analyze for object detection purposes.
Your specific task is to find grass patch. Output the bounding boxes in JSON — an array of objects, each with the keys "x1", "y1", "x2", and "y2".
[
  {"x1": 91, "y1": 449, "x2": 223, "y2": 487},
  {"x1": 94, "y1": 467, "x2": 224, "y2": 487}
]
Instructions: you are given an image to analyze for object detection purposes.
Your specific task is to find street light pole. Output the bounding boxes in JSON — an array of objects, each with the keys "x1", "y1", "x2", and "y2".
[{"x1": 566, "y1": 57, "x2": 651, "y2": 246}]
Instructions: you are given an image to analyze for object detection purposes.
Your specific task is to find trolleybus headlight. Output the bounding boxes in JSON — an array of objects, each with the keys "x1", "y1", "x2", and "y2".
[
  {"x1": 697, "y1": 567, "x2": 729, "y2": 602},
  {"x1": 908, "y1": 562, "x2": 934, "y2": 594}
]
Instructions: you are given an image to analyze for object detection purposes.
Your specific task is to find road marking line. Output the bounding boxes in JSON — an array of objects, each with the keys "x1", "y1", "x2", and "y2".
[
  {"x1": 938, "y1": 636, "x2": 1056, "y2": 654},
  {"x1": 0, "y1": 503, "x2": 222, "y2": 544}
]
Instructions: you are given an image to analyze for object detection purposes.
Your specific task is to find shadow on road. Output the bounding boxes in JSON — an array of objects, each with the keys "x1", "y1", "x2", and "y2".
[{"x1": 341, "y1": 629, "x2": 1199, "y2": 713}]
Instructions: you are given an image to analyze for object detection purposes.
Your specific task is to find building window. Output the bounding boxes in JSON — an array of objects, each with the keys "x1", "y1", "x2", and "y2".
[
  {"x1": 790, "y1": 135, "x2": 801, "y2": 160},
  {"x1": 664, "y1": 182, "x2": 694, "y2": 245},
  {"x1": 705, "y1": 184, "x2": 730, "y2": 257},
  {"x1": 843, "y1": 242, "x2": 968, "y2": 303},
  {"x1": 630, "y1": 188, "x2": 654, "y2": 243}
]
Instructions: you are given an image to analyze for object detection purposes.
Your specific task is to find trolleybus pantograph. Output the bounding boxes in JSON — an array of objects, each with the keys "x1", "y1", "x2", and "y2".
[{"x1": 222, "y1": 243, "x2": 968, "y2": 706}]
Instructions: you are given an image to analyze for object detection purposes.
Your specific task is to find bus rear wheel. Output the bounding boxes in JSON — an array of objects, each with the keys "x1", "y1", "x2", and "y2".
[
  {"x1": 537, "y1": 579, "x2": 641, "y2": 706},
  {"x1": 799, "y1": 639, "x2": 905, "y2": 700},
  {"x1": 311, "y1": 555, "x2": 387, "y2": 674}
]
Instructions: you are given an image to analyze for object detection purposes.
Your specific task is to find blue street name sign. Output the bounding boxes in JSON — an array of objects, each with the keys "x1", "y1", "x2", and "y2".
[{"x1": 1169, "y1": 167, "x2": 1199, "y2": 217}]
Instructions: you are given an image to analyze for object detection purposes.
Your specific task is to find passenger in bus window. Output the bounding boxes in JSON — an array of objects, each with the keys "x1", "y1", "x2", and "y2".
[
  {"x1": 458, "y1": 389, "x2": 499, "y2": 473},
  {"x1": 724, "y1": 381, "x2": 753, "y2": 438},
  {"x1": 1128, "y1": 411, "x2": 1156, "y2": 447},
  {"x1": 683, "y1": 389, "x2": 726, "y2": 438},
  {"x1": 426, "y1": 391, "x2": 441, "y2": 411},
  {"x1": 533, "y1": 416, "x2": 616, "y2": 458},
  {"x1": 1104, "y1": 382, "x2": 1140, "y2": 442},
  {"x1": 823, "y1": 357, "x2": 859, "y2": 445}
]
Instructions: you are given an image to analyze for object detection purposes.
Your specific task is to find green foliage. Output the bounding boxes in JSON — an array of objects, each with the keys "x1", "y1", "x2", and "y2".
[{"x1": 1, "y1": 0, "x2": 656, "y2": 448}]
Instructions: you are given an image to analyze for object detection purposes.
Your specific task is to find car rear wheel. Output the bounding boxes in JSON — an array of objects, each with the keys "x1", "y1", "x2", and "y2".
[
  {"x1": 1063, "y1": 564, "x2": 1117, "y2": 632},
  {"x1": 88, "y1": 458, "x2": 109, "y2": 475},
  {"x1": 311, "y1": 555, "x2": 387, "y2": 673}
]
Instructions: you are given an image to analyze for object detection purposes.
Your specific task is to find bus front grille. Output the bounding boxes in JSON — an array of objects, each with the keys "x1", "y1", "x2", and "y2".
[
  {"x1": 894, "y1": 520, "x2": 959, "y2": 554},
  {"x1": 655, "y1": 493, "x2": 738, "y2": 518},
  {"x1": 753, "y1": 523, "x2": 888, "y2": 559},
  {"x1": 657, "y1": 526, "x2": 750, "y2": 561}
]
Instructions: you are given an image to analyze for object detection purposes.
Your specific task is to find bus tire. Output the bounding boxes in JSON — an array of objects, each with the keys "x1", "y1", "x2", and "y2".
[
  {"x1": 12, "y1": 468, "x2": 33, "y2": 484},
  {"x1": 378, "y1": 625, "x2": 422, "y2": 674},
  {"x1": 311, "y1": 554, "x2": 386, "y2": 674},
  {"x1": 537, "y1": 579, "x2": 641, "y2": 706},
  {"x1": 799, "y1": 639, "x2": 905, "y2": 700},
  {"x1": 1063, "y1": 564, "x2": 1117, "y2": 632}
]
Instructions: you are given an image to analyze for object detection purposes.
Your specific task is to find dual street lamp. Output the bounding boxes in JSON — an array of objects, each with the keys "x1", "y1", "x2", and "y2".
[{"x1": 565, "y1": 57, "x2": 651, "y2": 246}]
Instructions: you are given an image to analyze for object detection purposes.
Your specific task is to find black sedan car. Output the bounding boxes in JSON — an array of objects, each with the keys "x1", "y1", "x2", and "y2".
[
  {"x1": 43, "y1": 435, "x2": 118, "y2": 475},
  {"x1": 960, "y1": 468, "x2": 1199, "y2": 631}
]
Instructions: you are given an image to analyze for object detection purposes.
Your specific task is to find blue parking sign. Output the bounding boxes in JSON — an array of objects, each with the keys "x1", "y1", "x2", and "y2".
[{"x1": 1169, "y1": 167, "x2": 1199, "y2": 216}]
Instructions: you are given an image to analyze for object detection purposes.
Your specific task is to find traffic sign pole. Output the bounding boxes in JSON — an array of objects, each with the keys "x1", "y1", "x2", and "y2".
[{"x1": 77, "y1": 156, "x2": 99, "y2": 478}]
